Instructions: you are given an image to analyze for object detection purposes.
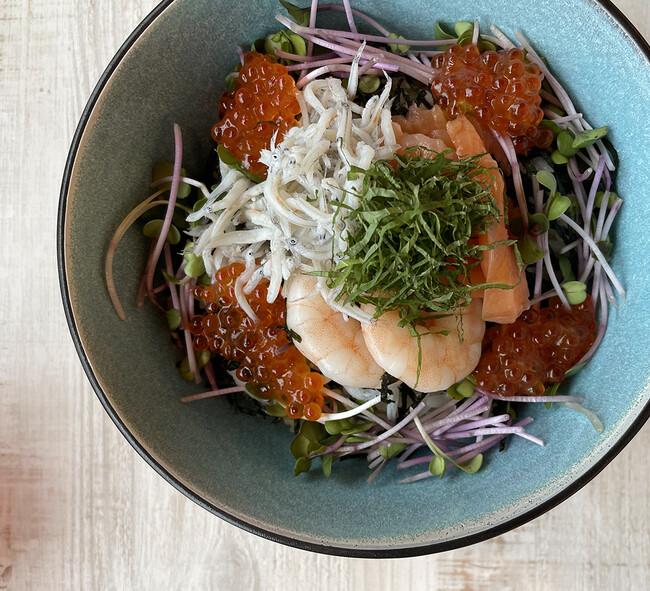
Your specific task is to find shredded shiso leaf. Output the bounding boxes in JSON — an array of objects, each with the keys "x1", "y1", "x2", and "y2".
[{"x1": 326, "y1": 148, "x2": 511, "y2": 326}]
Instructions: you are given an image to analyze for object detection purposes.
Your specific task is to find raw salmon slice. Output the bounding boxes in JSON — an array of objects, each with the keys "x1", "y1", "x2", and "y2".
[{"x1": 446, "y1": 116, "x2": 529, "y2": 324}]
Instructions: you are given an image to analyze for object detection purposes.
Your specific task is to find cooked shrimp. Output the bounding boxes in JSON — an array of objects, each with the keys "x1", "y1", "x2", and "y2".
[
  {"x1": 285, "y1": 273, "x2": 385, "y2": 388},
  {"x1": 361, "y1": 299, "x2": 486, "y2": 392}
]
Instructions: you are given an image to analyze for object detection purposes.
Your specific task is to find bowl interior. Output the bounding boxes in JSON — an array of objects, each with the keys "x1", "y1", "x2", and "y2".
[{"x1": 61, "y1": 0, "x2": 650, "y2": 555}]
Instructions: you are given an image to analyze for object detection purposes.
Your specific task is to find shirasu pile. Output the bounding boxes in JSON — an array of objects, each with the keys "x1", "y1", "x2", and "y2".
[{"x1": 187, "y1": 75, "x2": 397, "y2": 324}]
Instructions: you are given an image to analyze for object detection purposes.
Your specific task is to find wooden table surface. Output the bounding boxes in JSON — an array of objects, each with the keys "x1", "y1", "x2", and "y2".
[{"x1": 1, "y1": 1, "x2": 648, "y2": 589}]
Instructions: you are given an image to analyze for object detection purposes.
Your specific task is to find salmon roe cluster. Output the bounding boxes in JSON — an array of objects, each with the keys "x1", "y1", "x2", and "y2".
[
  {"x1": 213, "y1": 52, "x2": 301, "y2": 178},
  {"x1": 189, "y1": 263, "x2": 326, "y2": 421},
  {"x1": 473, "y1": 296, "x2": 598, "y2": 397},
  {"x1": 430, "y1": 44, "x2": 554, "y2": 154}
]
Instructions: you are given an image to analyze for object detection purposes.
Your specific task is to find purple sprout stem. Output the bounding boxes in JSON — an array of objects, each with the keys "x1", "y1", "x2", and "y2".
[
  {"x1": 367, "y1": 459, "x2": 388, "y2": 484},
  {"x1": 593, "y1": 190, "x2": 611, "y2": 244},
  {"x1": 204, "y1": 361, "x2": 218, "y2": 391},
  {"x1": 600, "y1": 198, "x2": 623, "y2": 242},
  {"x1": 582, "y1": 156, "x2": 606, "y2": 260},
  {"x1": 491, "y1": 130, "x2": 528, "y2": 226},
  {"x1": 578, "y1": 252, "x2": 596, "y2": 285},
  {"x1": 187, "y1": 278, "x2": 196, "y2": 318},
  {"x1": 453, "y1": 417, "x2": 534, "y2": 453},
  {"x1": 474, "y1": 399, "x2": 492, "y2": 443},
  {"x1": 401, "y1": 418, "x2": 541, "y2": 481},
  {"x1": 313, "y1": 4, "x2": 392, "y2": 36},
  {"x1": 604, "y1": 274, "x2": 618, "y2": 308},
  {"x1": 366, "y1": 437, "x2": 419, "y2": 463},
  {"x1": 275, "y1": 49, "x2": 338, "y2": 62},
  {"x1": 453, "y1": 436, "x2": 530, "y2": 464},
  {"x1": 342, "y1": 0, "x2": 358, "y2": 35},
  {"x1": 398, "y1": 442, "x2": 424, "y2": 465},
  {"x1": 136, "y1": 241, "x2": 156, "y2": 307},
  {"x1": 453, "y1": 393, "x2": 481, "y2": 414},
  {"x1": 180, "y1": 386, "x2": 246, "y2": 403},
  {"x1": 528, "y1": 289, "x2": 556, "y2": 307},
  {"x1": 476, "y1": 388, "x2": 584, "y2": 403},
  {"x1": 480, "y1": 34, "x2": 508, "y2": 49},
  {"x1": 541, "y1": 231, "x2": 570, "y2": 308},
  {"x1": 178, "y1": 279, "x2": 198, "y2": 382},
  {"x1": 570, "y1": 174, "x2": 588, "y2": 227},
  {"x1": 559, "y1": 239, "x2": 580, "y2": 255},
  {"x1": 334, "y1": 35, "x2": 434, "y2": 78},
  {"x1": 418, "y1": 397, "x2": 460, "y2": 424},
  {"x1": 285, "y1": 30, "x2": 429, "y2": 84},
  {"x1": 558, "y1": 213, "x2": 625, "y2": 299},
  {"x1": 547, "y1": 112, "x2": 584, "y2": 125},
  {"x1": 438, "y1": 425, "x2": 524, "y2": 439},
  {"x1": 579, "y1": 279, "x2": 609, "y2": 364},
  {"x1": 163, "y1": 243, "x2": 182, "y2": 317},
  {"x1": 323, "y1": 388, "x2": 392, "y2": 430},
  {"x1": 397, "y1": 454, "x2": 432, "y2": 470},
  {"x1": 533, "y1": 259, "x2": 544, "y2": 299},
  {"x1": 398, "y1": 417, "x2": 537, "y2": 470},
  {"x1": 295, "y1": 61, "x2": 398, "y2": 87},
  {"x1": 446, "y1": 413, "x2": 511, "y2": 432},
  {"x1": 277, "y1": 13, "x2": 454, "y2": 48},
  {"x1": 285, "y1": 56, "x2": 353, "y2": 71},
  {"x1": 419, "y1": 394, "x2": 479, "y2": 429},
  {"x1": 512, "y1": 432, "x2": 545, "y2": 446},
  {"x1": 399, "y1": 470, "x2": 434, "y2": 483},
  {"x1": 151, "y1": 175, "x2": 211, "y2": 198},
  {"x1": 591, "y1": 262, "x2": 602, "y2": 300},
  {"x1": 175, "y1": 258, "x2": 187, "y2": 280},
  {"x1": 424, "y1": 396, "x2": 489, "y2": 438},
  {"x1": 567, "y1": 156, "x2": 593, "y2": 183},
  {"x1": 358, "y1": 57, "x2": 382, "y2": 75},
  {"x1": 306, "y1": 0, "x2": 318, "y2": 58},
  {"x1": 428, "y1": 403, "x2": 491, "y2": 438},
  {"x1": 539, "y1": 89, "x2": 563, "y2": 109},
  {"x1": 276, "y1": 14, "x2": 436, "y2": 83},
  {"x1": 310, "y1": 434, "x2": 348, "y2": 459},
  {"x1": 336, "y1": 401, "x2": 427, "y2": 454},
  {"x1": 579, "y1": 183, "x2": 611, "y2": 285},
  {"x1": 532, "y1": 177, "x2": 544, "y2": 298},
  {"x1": 145, "y1": 124, "x2": 182, "y2": 296}
]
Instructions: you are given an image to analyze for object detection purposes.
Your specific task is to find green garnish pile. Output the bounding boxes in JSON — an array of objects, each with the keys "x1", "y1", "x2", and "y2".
[{"x1": 326, "y1": 149, "x2": 506, "y2": 327}]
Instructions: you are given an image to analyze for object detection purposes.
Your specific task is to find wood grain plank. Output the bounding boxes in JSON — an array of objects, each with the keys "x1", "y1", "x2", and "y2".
[{"x1": 0, "y1": 0, "x2": 648, "y2": 589}]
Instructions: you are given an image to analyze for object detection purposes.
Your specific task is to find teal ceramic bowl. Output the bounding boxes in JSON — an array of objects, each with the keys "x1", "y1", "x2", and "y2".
[{"x1": 58, "y1": 0, "x2": 650, "y2": 556}]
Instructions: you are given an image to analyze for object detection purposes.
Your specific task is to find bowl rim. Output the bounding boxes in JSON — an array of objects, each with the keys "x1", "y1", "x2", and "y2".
[{"x1": 57, "y1": 0, "x2": 650, "y2": 558}]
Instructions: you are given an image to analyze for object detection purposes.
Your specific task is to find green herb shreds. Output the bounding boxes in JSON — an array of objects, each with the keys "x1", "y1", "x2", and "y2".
[{"x1": 327, "y1": 149, "x2": 505, "y2": 327}]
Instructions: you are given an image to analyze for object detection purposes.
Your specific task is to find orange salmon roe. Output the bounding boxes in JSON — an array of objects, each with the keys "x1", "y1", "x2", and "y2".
[
  {"x1": 430, "y1": 44, "x2": 554, "y2": 154},
  {"x1": 213, "y1": 52, "x2": 301, "y2": 178},
  {"x1": 473, "y1": 296, "x2": 598, "y2": 397},
  {"x1": 189, "y1": 263, "x2": 325, "y2": 421}
]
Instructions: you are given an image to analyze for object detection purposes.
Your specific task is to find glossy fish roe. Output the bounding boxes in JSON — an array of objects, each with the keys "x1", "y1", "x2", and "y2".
[
  {"x1": 189, "y1": 263, "x2": 325, "y2": 421},
  {"x1": 213, "y1": 52, "x2": 301, "y2": 178},
  {"x1": 430, "y1": 44, "x2": 554, "y2": 154},
  {"x1": 473, "y1": 296, "x2": 598, "y2": 397}
]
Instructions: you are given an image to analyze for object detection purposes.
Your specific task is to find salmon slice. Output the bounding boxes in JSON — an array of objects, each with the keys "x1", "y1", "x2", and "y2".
[
  {"x1": 392, "y1": 105, "x2": 454, "y2": 161},
  {"x1": 446, "y1": 115, "x2": 529, "y2": 324},
  {"x1": 394, "y1": 131, "x2": 450, "y2": 156},
  {"x1": 392, "y1": 104, "x2": 452, "y2": 145}
]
